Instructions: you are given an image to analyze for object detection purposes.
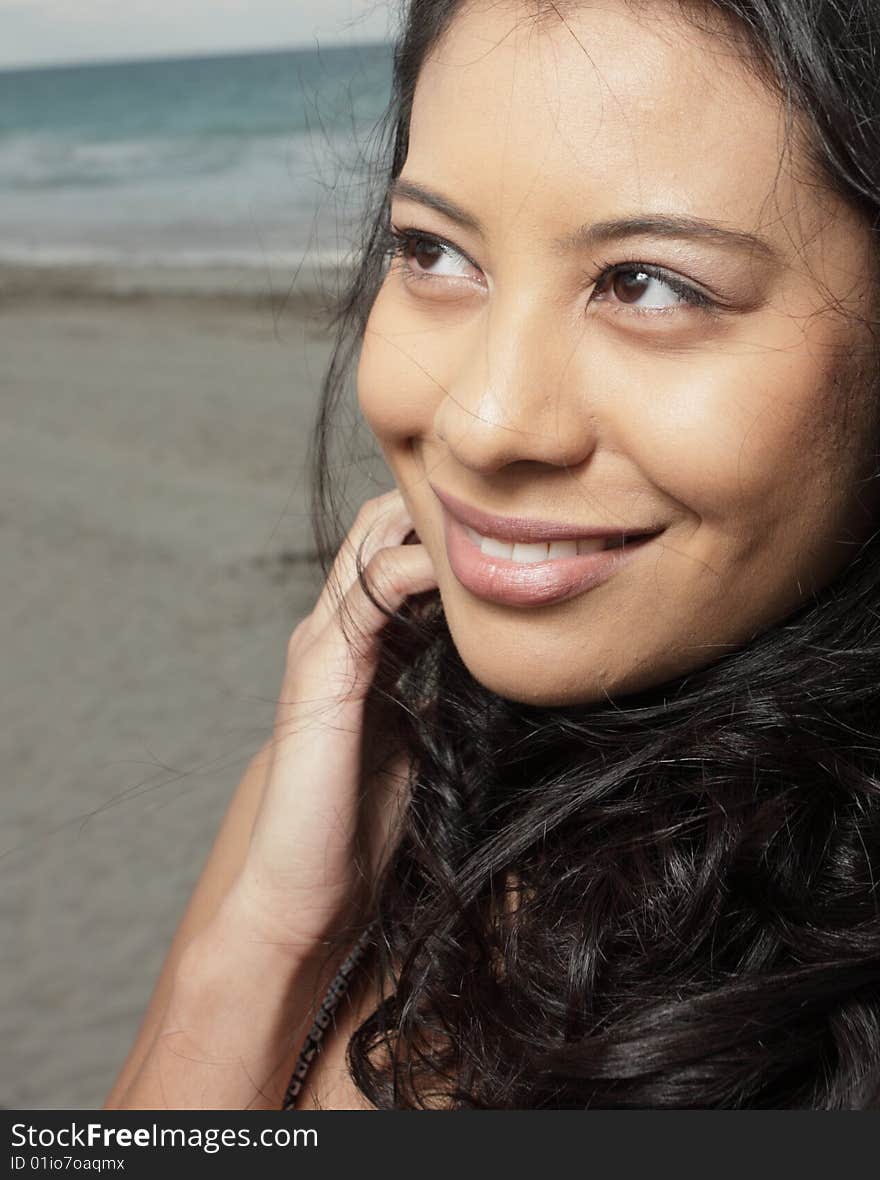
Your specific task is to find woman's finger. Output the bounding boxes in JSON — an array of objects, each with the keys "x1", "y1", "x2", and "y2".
[
  {"x1": 306, "y1": 489, "x2": 416, "y2": 634},
  {"x1": 335, "y1": 538, "x2": 438, "y2": 668},
  {"x1": 278, "y1": 539, "x2": 438, "y2": 723}
]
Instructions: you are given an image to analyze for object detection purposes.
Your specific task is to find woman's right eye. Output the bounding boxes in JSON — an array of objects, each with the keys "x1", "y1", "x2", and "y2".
[{"x1": 384, "y1": 225, "x2": 484, "y2": 288}]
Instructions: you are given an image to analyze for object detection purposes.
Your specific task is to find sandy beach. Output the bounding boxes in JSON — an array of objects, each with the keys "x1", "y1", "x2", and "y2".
[{"x1": 0, "y1": 261, "x2": 388, "y2": 1107}]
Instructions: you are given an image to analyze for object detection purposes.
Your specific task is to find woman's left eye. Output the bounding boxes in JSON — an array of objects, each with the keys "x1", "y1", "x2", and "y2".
[{"x1": 589, "y1": 263, "x2": 714, "y2": 312}]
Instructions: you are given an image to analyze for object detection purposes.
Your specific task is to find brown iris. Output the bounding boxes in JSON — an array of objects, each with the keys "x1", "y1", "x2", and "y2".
[
  {"x1": 597, "y1": 268, "x2": 652, "y2": 303},
  {"x1": 406, "y1": 237, "x2": 444, "y2": 273}
]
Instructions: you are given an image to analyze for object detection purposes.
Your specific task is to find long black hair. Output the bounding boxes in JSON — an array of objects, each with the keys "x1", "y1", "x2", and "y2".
[{"x1": 307, "y1": 0, "x2": 880, "y2": 1108}]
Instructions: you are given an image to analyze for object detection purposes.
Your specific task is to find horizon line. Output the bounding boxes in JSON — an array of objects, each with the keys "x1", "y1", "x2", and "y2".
[{"x1": 0, "y1": 37, "x2": 392, "y2": 77}]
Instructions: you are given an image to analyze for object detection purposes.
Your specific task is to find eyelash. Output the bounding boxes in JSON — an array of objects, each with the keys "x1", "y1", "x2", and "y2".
[{"x1": 382, "y1": 224, "x2": 716, "y2": 314}]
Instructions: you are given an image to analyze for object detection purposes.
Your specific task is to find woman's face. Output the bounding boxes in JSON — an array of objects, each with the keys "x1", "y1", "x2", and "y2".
[{"x1": 357, "y1": 0, "x2": 879, "y2": 706}]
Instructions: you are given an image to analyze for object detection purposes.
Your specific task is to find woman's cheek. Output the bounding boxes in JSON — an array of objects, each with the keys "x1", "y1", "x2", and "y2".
[
  {"x1": 636, "y1": 344, "x2": 836, "y2": 532},
  {"x1": 353, "y1": 285, "x2": 445, "y2": 443}
]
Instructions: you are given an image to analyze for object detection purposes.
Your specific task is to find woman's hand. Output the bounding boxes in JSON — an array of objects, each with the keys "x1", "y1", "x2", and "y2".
[{"x1": 218, "y1": 487, "x2": 437, "y2": 956}]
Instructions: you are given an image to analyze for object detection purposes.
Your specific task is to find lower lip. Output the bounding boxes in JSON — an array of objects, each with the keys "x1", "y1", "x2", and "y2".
[{"x1": 442, "y1": 508, "x2": 661, "y2": 607}]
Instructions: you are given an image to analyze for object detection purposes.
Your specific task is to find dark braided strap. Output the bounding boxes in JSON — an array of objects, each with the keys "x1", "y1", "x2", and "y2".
[{"x1": 281, "y1": 925, "x2": 375, "y2": 1110}]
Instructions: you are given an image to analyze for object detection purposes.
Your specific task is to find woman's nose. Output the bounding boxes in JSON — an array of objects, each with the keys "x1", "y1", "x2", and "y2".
[{"x1": 432, "y1": 294, "x2": 600, "y2": 473}]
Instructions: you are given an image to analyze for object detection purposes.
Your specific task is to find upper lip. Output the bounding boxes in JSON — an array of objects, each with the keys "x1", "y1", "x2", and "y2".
[{"x1": 431, "y1": 484, "x2": 665, "y2": 543}]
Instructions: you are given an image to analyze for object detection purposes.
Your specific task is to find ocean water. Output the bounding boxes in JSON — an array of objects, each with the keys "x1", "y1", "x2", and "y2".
[{"x1": 0, "y1": 43, "x2": 394, "y2": 270}]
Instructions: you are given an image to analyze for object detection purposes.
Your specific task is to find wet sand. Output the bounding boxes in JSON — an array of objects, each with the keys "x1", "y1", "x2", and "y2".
[{"x1": 0, "y1": 262, "x2": 388, "y2": 1107}]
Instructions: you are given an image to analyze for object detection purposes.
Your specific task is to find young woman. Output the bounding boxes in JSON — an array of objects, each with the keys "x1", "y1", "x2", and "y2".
[{"x1": 105, "y1": 0, "x2": 880, "y2": 1109}]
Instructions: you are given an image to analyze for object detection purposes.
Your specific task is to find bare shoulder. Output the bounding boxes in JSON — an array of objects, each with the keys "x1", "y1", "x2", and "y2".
[{"x1": 103, "y1": 740, "x2": 274, "y2": 1107}]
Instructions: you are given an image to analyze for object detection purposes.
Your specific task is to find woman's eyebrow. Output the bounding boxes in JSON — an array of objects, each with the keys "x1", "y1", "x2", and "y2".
[
  {"x1": 389, "y1": 178, "x2": 485, "y2": 234},
  {"x1": 388, "y1": 177, "x2": 781, "y2": 263}
]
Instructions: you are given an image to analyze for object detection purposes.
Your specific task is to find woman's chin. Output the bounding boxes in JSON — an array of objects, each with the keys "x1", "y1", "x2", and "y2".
[
  {"x1": 446, "y1": 621, "x2": 704, "y2": 708},
  {"x1": 448, "y1": 635, "x2": 610, "y2": 708}
]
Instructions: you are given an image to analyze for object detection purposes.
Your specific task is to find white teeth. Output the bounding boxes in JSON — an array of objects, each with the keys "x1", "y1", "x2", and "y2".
[
  {"x1": 464, "y1": 524, "x2": 611, "y2": 562},
  {"x1": 512, "y1": 542, "x2": 550, "y2": 563},
  {"x1": 481, "y1": 534, "x2": 515, "y2": 559},
  {"x1": 548, "y1": 540, "x2": 579, "y2": 559}
]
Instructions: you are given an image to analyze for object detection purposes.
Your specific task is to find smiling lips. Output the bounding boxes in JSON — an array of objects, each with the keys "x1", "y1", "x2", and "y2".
[
  {"x1": 429, "y1": 482, "x2": 663, "y2": 544},
  {"x1": 431, "y1": 484, "x2": 666, "y2": 607}
]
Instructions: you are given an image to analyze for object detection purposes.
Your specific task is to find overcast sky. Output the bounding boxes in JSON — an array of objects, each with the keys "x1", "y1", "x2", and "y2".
[{"x1": 0, "y1": 1, "x2": 396, "y2": 69}]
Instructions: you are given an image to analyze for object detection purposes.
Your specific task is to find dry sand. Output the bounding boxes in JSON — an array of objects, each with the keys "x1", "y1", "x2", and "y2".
[{"x1": 0, "y1": 262, "x2": 390, "y2": 1107}]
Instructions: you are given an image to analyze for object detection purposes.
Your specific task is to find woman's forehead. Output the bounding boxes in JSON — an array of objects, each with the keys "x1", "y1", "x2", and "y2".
[{"x1": 406, "y1": 0, "x2": 825, "y2": 262}]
